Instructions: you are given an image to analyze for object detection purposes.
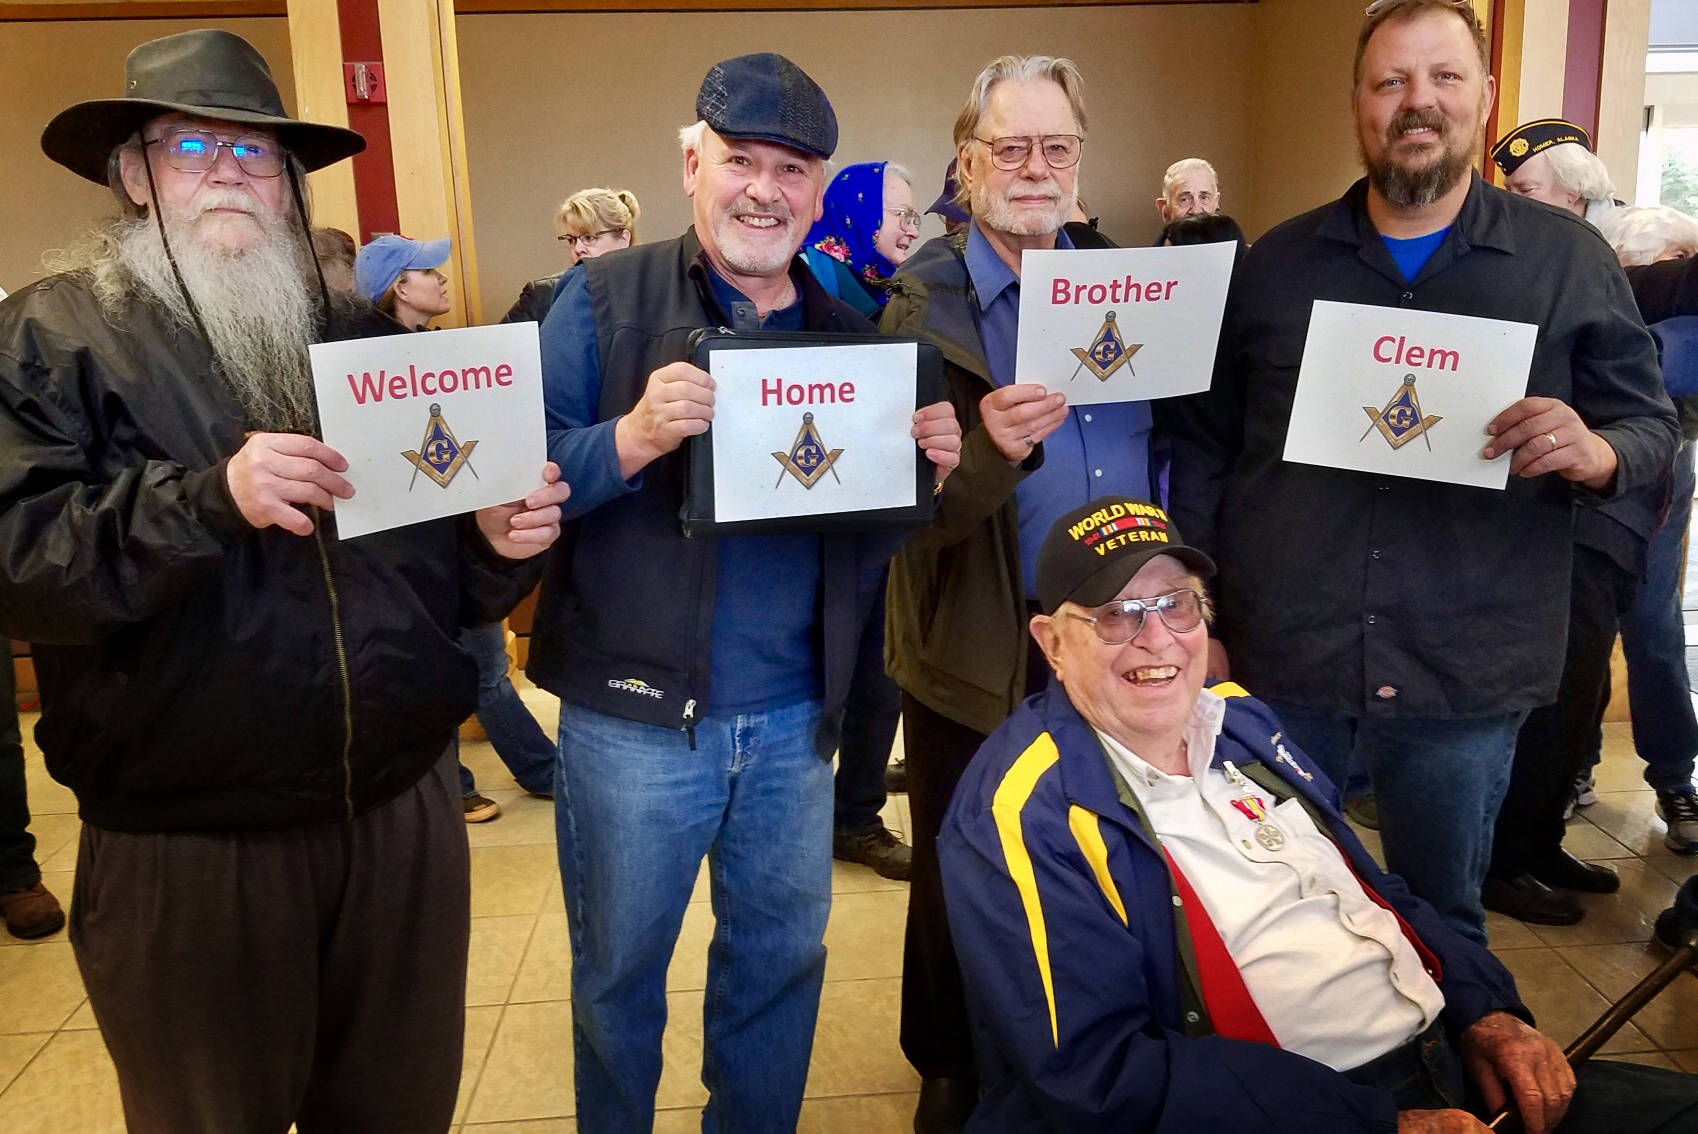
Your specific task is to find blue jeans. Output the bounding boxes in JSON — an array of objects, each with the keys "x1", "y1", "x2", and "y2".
[
  {"x1": 457, "y1": 622, "x2": 555, "y2": 798},
  {"x1": 1614, "y1": 440, "x2": 1698, "y2": 792},
  {"x1": 554, "y1": 699, "x2": 833, "y2": 1132},
  {"x1": 1264, "y1": 701, "x2": 1525, "y2": 945}
]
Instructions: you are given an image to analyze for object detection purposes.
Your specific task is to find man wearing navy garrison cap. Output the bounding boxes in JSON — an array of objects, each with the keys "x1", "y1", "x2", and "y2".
[{"x1": 529, "y1": 53, "x2": 961, "y2": 1128}]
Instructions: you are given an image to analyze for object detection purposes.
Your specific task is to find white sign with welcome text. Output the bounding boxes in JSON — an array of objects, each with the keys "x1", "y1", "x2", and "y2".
[
  {"x1": 1014, "y1": 242, "x2": 1236, "y2": 405},
  {"x1": 1283, "y1": 300, "x2": 1537, "y2": 491},
  {"x1": 311, "y1": 322, "x2": 546, "y2": 539}
]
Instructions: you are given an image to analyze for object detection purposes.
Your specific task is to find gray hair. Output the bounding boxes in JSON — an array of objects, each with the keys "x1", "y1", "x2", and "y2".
[
  {"x1": 951, "y1": 55, "x2": 1087, "y2": 209},
  {"x1": 1538, "y1": 143, "x2": 1616, "y2": 207},
  {"x1": 1162, "y1": 157, "x2": 1218, "y2": 202},
  {"x1": 1595, "y1": 205, "x2": 1698, "y2": 267}
]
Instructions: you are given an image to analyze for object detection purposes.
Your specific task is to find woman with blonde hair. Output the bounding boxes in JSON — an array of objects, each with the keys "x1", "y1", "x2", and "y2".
[{"x1": 502, "y1": 187, "x2": 641, "y2": 324}]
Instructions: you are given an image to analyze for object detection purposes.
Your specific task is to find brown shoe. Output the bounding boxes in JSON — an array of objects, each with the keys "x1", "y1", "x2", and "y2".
[
  {"x1": 463, "y1": 793, "x2": 501, "y2": 823},
  {"x1": 1, "y1": 882, "x2": 66, "y2": 939}
]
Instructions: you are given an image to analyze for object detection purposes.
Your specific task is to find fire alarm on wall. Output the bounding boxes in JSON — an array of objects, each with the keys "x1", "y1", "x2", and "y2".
[{"x1": 343, "y1": 62, "x2": 387, "y2": 105}]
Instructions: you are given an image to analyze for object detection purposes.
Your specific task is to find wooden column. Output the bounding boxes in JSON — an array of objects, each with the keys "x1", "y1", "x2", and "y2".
[
  {"x1": 376, "y1": 0, "x2": 482, "y2": 327},
  {"x1": 286, "y1": 0, "x2": 360, "y2": 237}
]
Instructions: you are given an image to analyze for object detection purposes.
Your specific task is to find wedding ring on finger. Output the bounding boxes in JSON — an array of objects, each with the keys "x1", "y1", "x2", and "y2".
[
  {"x1": 1546, "y1": 432, "x2": 1558, "y2": 452},
  {"x1": 1024, "y1": 435, "x2": 1035, "y2": 449}
]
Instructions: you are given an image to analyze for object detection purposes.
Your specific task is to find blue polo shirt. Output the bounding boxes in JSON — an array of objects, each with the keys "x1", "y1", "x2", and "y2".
[
  {"x1": 541, "y1": 265, "x2": 820, "y2": 717},
  {"x1": 964, "y1": 222, "x2": 1155, "y2": 598}
]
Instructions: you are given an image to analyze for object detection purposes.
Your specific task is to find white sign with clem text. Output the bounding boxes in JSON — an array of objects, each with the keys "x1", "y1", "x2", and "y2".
[
  {"x1": 709, "y1": 342, "x2": 918, "y2": 523},
  {"x1": 1283, "y1": 300, "x2": 1538, "y2": 491},
  {"x1": 310, "y1": 322, "x2": 547, "y2": 539},
  {"x1": 1015, "y1": 242, "x2": 1236, "y2": 405}
]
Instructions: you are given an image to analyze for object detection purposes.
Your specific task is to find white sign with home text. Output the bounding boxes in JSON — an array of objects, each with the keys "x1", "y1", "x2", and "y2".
[
  {"x1": 1283, "y1": 300, "x2": 1538, "y2": 490},
  {"x1": 709, "y1": 342, "x2": 918, "y2": 523},
  {"x1": 310, "y1": 322, "x2": 546, "y2": 539},
  {"x1": 1014, "y1": 242, "x2": 1236, "y2": 405}
]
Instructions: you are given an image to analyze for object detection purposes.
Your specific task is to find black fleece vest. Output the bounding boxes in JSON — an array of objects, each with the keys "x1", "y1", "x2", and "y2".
[{"x1": 525, "y1": 229, "x2": 879, "y2": 755}]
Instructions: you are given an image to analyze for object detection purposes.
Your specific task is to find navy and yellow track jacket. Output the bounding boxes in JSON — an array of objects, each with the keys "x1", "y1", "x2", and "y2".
[{"x1": 938, "y1": 685, "x2": 1530, "y2": 1132}]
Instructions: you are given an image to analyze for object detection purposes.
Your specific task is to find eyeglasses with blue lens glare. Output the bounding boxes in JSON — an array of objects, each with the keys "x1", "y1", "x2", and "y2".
[{"x1": 144, "y1": 129, "x2": 285, "y2": 178}]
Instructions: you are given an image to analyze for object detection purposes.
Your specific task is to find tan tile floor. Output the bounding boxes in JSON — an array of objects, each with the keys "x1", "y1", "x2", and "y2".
[{"x1": 3, "y1": 691, "x2": 1697, "y2": 1131}]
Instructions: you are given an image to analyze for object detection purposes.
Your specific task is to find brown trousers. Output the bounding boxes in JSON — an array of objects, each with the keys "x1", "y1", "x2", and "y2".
[{"x1": 69, "y1": 750, "x2": 471, "y2": 1134}]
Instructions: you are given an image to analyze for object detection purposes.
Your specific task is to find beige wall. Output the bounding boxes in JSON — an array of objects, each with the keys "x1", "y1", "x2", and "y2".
[
  {"x1": 457, "y1": 5, "x2": 1276, "y2": 314},
  {"x1": 1598, "y1": 0, "x2": 1652, "y2": 198},
  {"x1": 1242, "y1": 0, "x2": 1373, "y2": 241},
  {"x1": 0, "y1": 18, "x2": 294, "y2": 293}
]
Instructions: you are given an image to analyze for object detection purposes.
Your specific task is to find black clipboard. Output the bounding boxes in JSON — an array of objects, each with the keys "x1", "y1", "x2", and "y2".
[{"x1": 682, "y1": 328, "x2": 945, "y2": 536}]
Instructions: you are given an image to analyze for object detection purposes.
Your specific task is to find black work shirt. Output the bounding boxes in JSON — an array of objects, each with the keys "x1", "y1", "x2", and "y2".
[{"x1": 1169, "y1": 175, "x2": 1678, "y2": 719}]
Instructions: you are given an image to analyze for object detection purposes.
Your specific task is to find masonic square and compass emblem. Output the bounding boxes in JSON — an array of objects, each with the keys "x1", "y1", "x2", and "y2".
[
  {"x1": 1070, "y1": 310, "x2": 1143, "y2": 382},
  {"x1": 403, "y1": 403, "x2": 480, "y2": 489},
  {"x1": 773, "y1": 412, "x2": 845, "y2": 490},
  {"x1": 1360, "y1": 374, "x2": 1442, "y2": 451}
]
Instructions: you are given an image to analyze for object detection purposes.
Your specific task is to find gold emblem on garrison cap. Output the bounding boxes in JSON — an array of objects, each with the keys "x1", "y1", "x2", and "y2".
[
  {"x1": 1508, "y1": 138, "x2": 1529, "y2": 157},
  {"x1": 1360, "y1": 374, "x2": 1442, "y2": 451},
  {"x1": 403, "y1": 403, "x2": 479, "y2": 489},
  {"x1": 1070, "y1": 310, "x2": 1143, "y2": 383},
  {"x1": 773, "y1": 412, "x2": 844, "y2": 489}
]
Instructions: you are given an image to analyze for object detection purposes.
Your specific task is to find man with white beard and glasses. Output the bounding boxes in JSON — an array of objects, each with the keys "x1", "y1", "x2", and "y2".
[
  {"x1": 527, "y1": 53, "x2": 961, "y2": 1130},
  {"x1": 878, "y1": 53, "x2": 1165, "y2": 1133},
  {"x1": 0, "y1": 30, "x2": 569, "y2": 1133},
  {"x1": 1168, "y1": 0, "x2": 1676, "y2": 946}
]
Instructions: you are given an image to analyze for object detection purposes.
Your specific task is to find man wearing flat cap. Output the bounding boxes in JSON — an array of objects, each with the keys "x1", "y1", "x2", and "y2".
[
  {"x1": 529, "y1": 52, "x2": 961, "y2": 1128},
  {"x1": 939, "y1": 497, "x2": 1698, "y2": 1134},
  {"x1": 0, "y1": 29, "x2": 568, "y2": 1133}
]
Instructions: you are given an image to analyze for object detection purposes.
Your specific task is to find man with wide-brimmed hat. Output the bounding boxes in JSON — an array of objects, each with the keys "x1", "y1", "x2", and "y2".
[{"x1": 0, "y1": 29, "x2": 568, "y2": 1132}]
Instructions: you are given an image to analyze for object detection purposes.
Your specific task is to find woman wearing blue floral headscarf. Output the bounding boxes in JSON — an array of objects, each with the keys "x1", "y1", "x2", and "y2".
[{"x1": 803, "y1": 161, "x2": 922, "y2": 317}]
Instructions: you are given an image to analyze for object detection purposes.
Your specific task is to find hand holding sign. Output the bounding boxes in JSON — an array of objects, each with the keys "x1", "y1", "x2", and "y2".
[
  {"x1": 475, "y1": 462, "x2": 571, "y2": 560},
  {"x1": 981, "y1": 384, "x2": 1068, "y2": 463},
  {"x1": 616, "y1": 361, "x2": 717, "y2": 479},
  {"x1": 226, "y1": 433, "x2": 356, "y2": 536},
  {"x1": 1483, "y1": 397, "x2": 1619, "y2": 491},
  {"x1": 912, "y1": 401, "x2": 963, "y2": 481}
]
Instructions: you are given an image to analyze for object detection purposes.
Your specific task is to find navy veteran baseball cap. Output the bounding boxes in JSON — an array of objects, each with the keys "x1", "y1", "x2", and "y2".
[
  {"x1": 1036, "y1": 497, "x2": 1215, "y2": 615},
  {"x1": 1489, "y1": 118, "x2": 1592, "y2": 175},
  {"x1": 696, "y1": 53, "x2": 838, "y2": 160}
]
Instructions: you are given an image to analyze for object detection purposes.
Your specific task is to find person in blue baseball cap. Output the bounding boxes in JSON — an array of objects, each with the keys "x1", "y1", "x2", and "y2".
[
  {"x1": 355, "y1": 233, "x2": 452, "y2": 330},
  {"x1": 530, "y1": 50, "x2": 962, "y2": 1130}
]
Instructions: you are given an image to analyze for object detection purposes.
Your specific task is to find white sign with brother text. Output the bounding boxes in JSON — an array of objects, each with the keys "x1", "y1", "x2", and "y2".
[
  {"x1": 709, "y1": 342, "x2": 918, "y2": 523},
  {"x1": 1283, "y1": 300, "x2": 1538, "y2": 491},
  {"x1": 1014, "y1": 242, "x2": 1236, "y2": 405},
  {"x1": 310, "y1": 322, "x2": 546, "y2": 539}
]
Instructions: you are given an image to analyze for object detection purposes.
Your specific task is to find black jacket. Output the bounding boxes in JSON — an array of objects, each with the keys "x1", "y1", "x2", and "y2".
[
  {"x1": 525, "y1": 229, "x2": 904, "y2": 757},
  {"x1": 0, "y1": 275, "x2": 541, "y2": 833},
  {"x1": 502, "y1": 272, "x2": 564, "y2": 326},
  {"x1": 1169, "y1": 175, "x2": 1679, "y2": 719}
]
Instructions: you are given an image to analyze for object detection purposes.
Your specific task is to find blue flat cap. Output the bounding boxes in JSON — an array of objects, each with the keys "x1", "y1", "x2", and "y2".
[
  {"x1": 355, "y1": 234, "x2": 450, "y2": 303},
  {"x1": 696, "y1": 53, "x2": 837, "y2": 160}
]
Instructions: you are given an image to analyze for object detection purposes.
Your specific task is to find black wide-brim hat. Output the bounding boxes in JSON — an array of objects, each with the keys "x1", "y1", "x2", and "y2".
[{"x1": 42, "y1": 29, "x2": 365, "y2": 185}]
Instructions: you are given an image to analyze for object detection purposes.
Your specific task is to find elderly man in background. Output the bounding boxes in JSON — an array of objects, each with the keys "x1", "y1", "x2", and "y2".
[
  {"x1": 1490, "y1": 118, "x2": 1618, "y2": 224},
  {"x1": 881, "y1": 52, "x2": 1160, "y2": 1133},
  {"x1": 529, "y1": 53, "x2": 960, "y2": 1130},
  {"x1": 0, "y1": 30, "x2": 567, "y2": 1133},
  {"x1": 940, "y1": 496, "x2": 1698, "y2": 1134},
  {"x1": 1169, "y1": 0, "x2": 1677, "y2": 943},
  {"x1": 1156, "y1": 156, "x2": 1222, "y2": 223}
]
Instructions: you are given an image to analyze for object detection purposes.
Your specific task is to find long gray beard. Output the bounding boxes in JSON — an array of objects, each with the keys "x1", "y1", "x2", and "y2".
[{"x1": 102, "y1": 208, "x2": 321, "y2": 434}]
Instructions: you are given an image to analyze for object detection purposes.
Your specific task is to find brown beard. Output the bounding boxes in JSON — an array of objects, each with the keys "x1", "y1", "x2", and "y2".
[{"x1": 1361, "y1": 108, "x2": 1476, "y2": 209}]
